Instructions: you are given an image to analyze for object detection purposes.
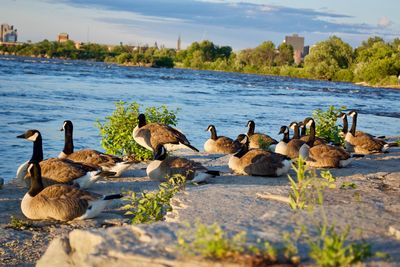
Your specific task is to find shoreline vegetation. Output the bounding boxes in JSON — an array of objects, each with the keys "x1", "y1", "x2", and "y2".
[{"x1": 1, "y1": 36, "x2": 400, "y2": 88}]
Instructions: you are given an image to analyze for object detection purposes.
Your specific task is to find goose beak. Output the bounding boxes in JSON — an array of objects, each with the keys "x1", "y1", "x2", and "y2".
[
  {"x1": 60, "y1": 128, "x2": 64, "y2": 131},
  {"x1": 16, "y1": 133, "x2": 25, "y2": 139}
]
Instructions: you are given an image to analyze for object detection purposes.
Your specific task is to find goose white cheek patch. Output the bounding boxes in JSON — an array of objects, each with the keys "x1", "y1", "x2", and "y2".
[{"x1": 27, "y1": 132, "x2": 39, "y2": 142}]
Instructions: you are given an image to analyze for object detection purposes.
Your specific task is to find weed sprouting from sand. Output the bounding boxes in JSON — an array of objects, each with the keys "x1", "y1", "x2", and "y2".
[
  {"x1": 178, "y1": 222, "x2": 247, "y2": 259},
  {"x1": 123, "y1": 174, "x2": 186, "y2": 224},
  {"x1": 177, "y1": 221, "x2": 299, "y2": 265},
  {"x1": 288, "y1": 157, "x2": 336, "y2": 210},
  {"x1": 8, "y1": 216, "x2": 32, "y2": 230},
  {"x1": 340, "y1": 182, "x2": 357, "y2": 189}
]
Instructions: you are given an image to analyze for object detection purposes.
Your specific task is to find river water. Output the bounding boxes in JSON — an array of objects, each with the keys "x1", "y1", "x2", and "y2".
[{"x1": 1, "y1": 56, "x2": 399, "y2": 182}]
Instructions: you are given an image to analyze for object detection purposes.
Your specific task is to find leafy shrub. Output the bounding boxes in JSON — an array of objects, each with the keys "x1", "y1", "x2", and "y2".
[
  {"x1": 312, "y1": 105, "x2": 346, "y2": 145},
  {"x1": 333, "y1": 69, "x2": 354, "y2": 82},
  {"x1": 96, "y1": 101, "x2": 179, "y2": 160},
  {"x1": 123, "y1": 175, "x2": 186, "y2": 224}
]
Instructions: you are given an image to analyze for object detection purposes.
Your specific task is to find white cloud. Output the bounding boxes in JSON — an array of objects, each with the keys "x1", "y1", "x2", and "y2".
[{"x1": 378, "y1": 16, "x2": 392, "y2": 28}]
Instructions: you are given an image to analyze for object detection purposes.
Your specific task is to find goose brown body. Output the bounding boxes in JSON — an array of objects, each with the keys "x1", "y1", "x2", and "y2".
[
  {"x1": 345, "y1": 111, "x2": 390, "y2": 154},
  {"x1": 17, "y1": 129, "x2": 109, "y2": 189},
  {"x1": 204, "y1": 125, "x2": 241, "y2": 154},
  {"x1": 146, "y1": 145, "x2": 219, "y2": 182},
  {"x1": 307, "y1": 144, "x2": 352, "y2": 168},
  {"x1": 284, "y1": 122, "x2": 310, "y2": 159},
  {"x1": 21, "y1": 162, "x2": 122, "y2": 221},
  {"x1": 246, "y1": 120, "x2": 278, "y2": 149},
  {"x1": 133, "y1": 114, "x2": 199, "y2": 152},
  {"x1": 22, "y1": 183, "x2": 100, "y2": 221},
  {"x1": 59, "y1": 120, "x2": 133, "y2": 176},
  {"x1": 26, "y1": 158, "x2": 98, "y2": 187},
  {"x1": 229, "y1": 136, "x2": 291, "y2": 177}
]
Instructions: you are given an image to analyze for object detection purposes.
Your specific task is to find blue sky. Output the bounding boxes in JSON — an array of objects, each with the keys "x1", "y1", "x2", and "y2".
[{"x1": 1, "y1": 0, "x2": 398, "y2": 49}]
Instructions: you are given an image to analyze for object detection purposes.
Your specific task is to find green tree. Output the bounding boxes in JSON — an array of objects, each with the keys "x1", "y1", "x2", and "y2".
[
  {"x1": 353, "y1": 38, "x2": 400, "y2": 84},
  {"x1": 275, "y1": 43, "x2": 294, "y2": 66},
  {"x1": 304, "y1": 36, "x2": 353, "y2": 80}
]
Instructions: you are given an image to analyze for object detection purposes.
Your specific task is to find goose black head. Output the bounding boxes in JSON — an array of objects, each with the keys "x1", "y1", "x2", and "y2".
[
  {"x1": 303, "y1": 117, "x2": 315, "y2": 127},
  {"x1": 17, "y1": 129, "x2": 41, "y2": 142},
  {"x1": 206, "y1": 125, "x2": 215, "y2": 132},
  {"x1": 289, "y1": 121, "x2": 298, "y2": 130},
  {"x1": 138, "y1": 113, "x2": 147, "y2": 128},
  {"x1": 153, "y1": 145, "x2": 167, "y2": 161},
  {"x1": 246, "y1": 120, "x2": 255, "y2": 128},
  {"x1": 235, "y1": 134, "x2": 247, "y2": 143},
  {"x1": 338, "y1": 112, "x2": 347, "y2": 119},
  {"x1": 60, "y1": 120, "x2": 73, "y2": 131},
  {"x1": 347, "y1": 110, "x2": 358, "y2": 117},
  {"x1": 278, "y1": 126, "x2": 289, "y2": 135}
]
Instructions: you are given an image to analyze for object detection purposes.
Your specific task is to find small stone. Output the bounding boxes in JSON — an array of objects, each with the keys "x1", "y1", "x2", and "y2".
[{"x1": 388, "y1": 225, "x2": 400, "y2": 240}]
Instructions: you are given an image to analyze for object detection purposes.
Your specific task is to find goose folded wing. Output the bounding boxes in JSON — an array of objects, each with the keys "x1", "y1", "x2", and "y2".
[{"x1": 38, "y1": 185, "x2": 101, "y2": 220}]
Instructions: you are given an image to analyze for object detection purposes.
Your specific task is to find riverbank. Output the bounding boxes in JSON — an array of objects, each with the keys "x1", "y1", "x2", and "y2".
[{"x1": 1, "y1": 144, "x2": 400, "y2": 266}]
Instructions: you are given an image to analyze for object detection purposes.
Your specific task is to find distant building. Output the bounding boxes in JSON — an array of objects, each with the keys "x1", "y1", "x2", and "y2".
[
  {"x1": 1, "y1": 24, "x2": 18, "y2": 43},
  {"x1": 284, "y1": 34, "x2": 304, "y2": 65},
  {"x1": 58, "y1": 33, "x2": 69, "y2": 43},
  {"x1": 177, "y1": 35, "x2": 181, "y2": 51},
  {"x1": 303, "y1": 45, "x2": 310, "y2": 58}
]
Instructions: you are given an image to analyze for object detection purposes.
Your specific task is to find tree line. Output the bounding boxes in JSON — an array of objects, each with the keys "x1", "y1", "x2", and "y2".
[{"x1": 1, "y1": 36, "x2": 399, "y2": 86}]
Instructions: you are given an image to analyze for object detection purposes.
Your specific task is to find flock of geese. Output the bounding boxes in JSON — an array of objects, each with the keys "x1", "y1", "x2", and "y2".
[{"x1": 16, "y1": 110, "x2": 397, "y2": 222}]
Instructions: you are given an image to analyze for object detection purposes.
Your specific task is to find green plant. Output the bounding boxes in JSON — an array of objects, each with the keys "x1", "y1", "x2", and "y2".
[
  {"x1": 288, "y1": 157, "x2": 336, "y2": 210},
  {"x1": 288, "y1": 157, "x2": 314, "y2": 210},
  {"x1": 307, "y1": 224, "x2": 375, "y2": 266},
  {"x1": 123, "y1": 174, "x2": 186, "y2": 224},
  {"x1": 8, "y1": 216, "x2": 31, "y2": 230},
  {"x1": 312, "y1": 105, "x2": 347, "y2": 145},
  {"x1": 178, "y1": 222, "x2": 247, "y2": 259},
  {"x1": 340, "y1": 182, "x2": 357, "y2": 189},
  {"x1": 257, "y1": 136, "x2": 272, "y2": 150},
  {"x1": 96, "y1": 101, "x2": 178, "y2": 160}
]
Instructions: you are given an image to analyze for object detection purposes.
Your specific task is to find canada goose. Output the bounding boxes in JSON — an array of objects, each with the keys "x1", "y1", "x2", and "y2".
[
  {"x1": 59, "y1": 120, "x2": 133, "y2": 176},
  {"x1": 16, "y1": 130, "x2": 113, "y2": 189},
  {"x1": 339, "y1": 112, "x2": 385, "y2": 141},
  {"x1": 246, "y1": 120, "x2": 278, "y2": 149},
  {"x1": 345, "y1": 110, "x2": 397, "y2": 154},
  {"x1": 133, "y1": 113, "x2": 199, "y2": 152},
  {"x1": 304, "y1": 117, "x2": 363, "y2": 168},
  {"x1": 21, "y1": 162, "x2": 122, "y2": 221},
  {"x1": 299, "y1": 122, "x2": 326, "y2": 145},
  {"x1": 274, "y1": 126, "x2": 290, "y2": 155},
  {"x1": 146, "y1": 145, "x2": 220, "y2": 183},
  {"x1": 228, "y1": 135, "x2": 291, "y2": 177},
  {"x1": 203, "y1": 125, "x2": 241, "y2": 154},
  {"x1": 307, "y1": 144, "x2": 362, "y2": 168},
  {"x1": 284, "y1": 122, "x2": 311, "y2": 159}
]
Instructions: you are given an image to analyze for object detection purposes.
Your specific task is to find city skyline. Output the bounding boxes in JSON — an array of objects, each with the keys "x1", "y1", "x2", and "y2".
[{"x1": 1, "y1": 0, "x2": 399, "y2": 49}]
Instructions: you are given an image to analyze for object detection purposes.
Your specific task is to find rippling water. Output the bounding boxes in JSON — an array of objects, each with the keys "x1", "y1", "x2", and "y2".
[{"x1": 1, "y1": 56, "x2": 399, "y2": 182}]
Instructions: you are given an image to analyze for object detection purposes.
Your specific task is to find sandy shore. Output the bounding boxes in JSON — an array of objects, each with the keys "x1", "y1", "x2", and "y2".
[{"x1": 1, "y1": 145, "x2": 400, "y2": 266}]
